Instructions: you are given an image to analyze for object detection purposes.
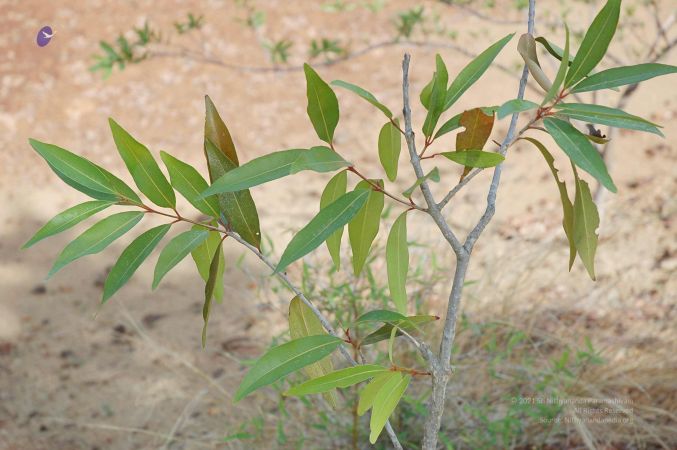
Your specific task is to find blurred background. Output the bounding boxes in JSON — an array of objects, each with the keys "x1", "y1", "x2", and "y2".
[{"x1": 1, "y1": 0, "x2": 675, "y2": 448}]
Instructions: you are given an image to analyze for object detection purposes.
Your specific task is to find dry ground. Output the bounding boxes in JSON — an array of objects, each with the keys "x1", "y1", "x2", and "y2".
[{"x1": 0, "y1": 0, "x2": 675, "y2": 449}]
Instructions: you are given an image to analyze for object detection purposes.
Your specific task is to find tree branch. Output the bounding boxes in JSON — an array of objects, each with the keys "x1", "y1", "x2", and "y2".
[
  {"x1": 401, "y1": 55, "x2": 466, "y2": 257},
  {"x1": 417, "y1": 1, "x2": 536, "y2": 448}
]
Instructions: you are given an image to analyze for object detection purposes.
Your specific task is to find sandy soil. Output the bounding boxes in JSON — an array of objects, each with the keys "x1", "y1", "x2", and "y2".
[{"x1": 1, "y1": 1, "x2": 675, "y2": 449}]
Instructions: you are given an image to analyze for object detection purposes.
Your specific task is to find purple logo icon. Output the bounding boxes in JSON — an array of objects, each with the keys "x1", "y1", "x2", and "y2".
[{"x1": 36, "y1": 26, "x2": 54, "y2": 47}]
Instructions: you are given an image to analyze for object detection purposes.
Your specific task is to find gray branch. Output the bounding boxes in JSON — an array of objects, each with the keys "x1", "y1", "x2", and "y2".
[{"x1": 411, "y1": 1, "x2": 536, "y2": 448}]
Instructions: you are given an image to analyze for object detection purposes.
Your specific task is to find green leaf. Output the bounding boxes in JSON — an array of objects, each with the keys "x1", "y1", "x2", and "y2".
[
  {"x1": 402, "y1": 168, "x2": 440, "y2": 198},
  {"x1": 496, "y1": 99, "x2": 540, "y2": 120},
  {"x1": 202, "y1": 147, "x2": 349, "y2": 196},
  {"x1": 554, "y1": 103, "x2": 663, "y2": 136},
  {"x1": 289, "y1": 146, "x2": 351, "y2": 174},
  {"x1": 286, "y1": 365, "x2": 388, "y2": 397},
  {"x1": 203, "y1": 149, "x2": 303, "y2": 195},
  {"x1": 369, "y1": 373, "x2": 410, "y2": 444},
  {"x1": 29, "y1": 139, "x2": 140, "y2": 204},
  {"x1": 386, "y1": 212, "x2": 408, "y2": 314},
  {"x1": 204, "y1": 140, "x2": 261, "y2": 249},
  {"x1": 571, "y1": 63, "x2": 677, "y2": 93},
  {"x1": 288, "y1": 296, "x2": 338, "y2": 408},
  {"x1": 573, "y1": 172, "x2": 600, "y2": 280},
  {"x1": 360, "y1": 315, "x2": 438, "y2": 346},
  {"x1": 420, "y1": 78, "x2": 434, "y2": 110},
  {"x1": 48, "y1": 211, "x2": 144, "y2": 278},
  {"x1": 191, "y1": 228, "x2": 225, "y2": 303},
  {"x1": 355, "y1": 309, "x2": 408, "y2": 325},
  {"x1": 543, "y1": 118, "x2": 616, "y2": 193},
  {"x1": 277, "y1": 189, "x2": 370, "y2": 273},
  {"x1": 23, "y1": 200, "x2": 114, "y2": 249},
  {"x1": 522, "y1": 137, "x2": 576, "y2": 269},
  {"x1": 160, "y1": 151, "x2": 220, "y2": 218},
  {"x1": 433, "y1": 112, "x2": 463, "y2": 140},
  {"x1": 153, "y1": 229, "x2": 210, "y2": 289},
  {"x1": 423, "y1": 54, "x2": 449, "y2": 137},
  {"x1": 441, "y1": 151, "x2": 504, "y2": 168},
  {"x1": 205, "y1": 95, "x2": 239, "y2": 166},
  {"x1": 445, "y1": 33, "x2": 514, "y2": 110},
  {"x1": 202, "y1": 239, "x2": 223, "y2": 348},
  {"x1": 358, "y1": 372, "x2": 396, "y2": 416},
  {"x1": 564, "y1": 0, "x2": 621, "y2": 88},
  {"x1": 348, "y1": 180, "x2": 384, "y2": 276},
  {"x1": 320, "y1": 171, "x2": 348, "y2": 269},
  {"x1": 109, "y1": 119, "x2": 176, "y2": 208},
  {"x1": 234, "y1": 335, "x2": 344, "y2": 402},
  {"x1": 378, "y1": 120, "x2": 401, "y2": 182},
  {"x1": 330, "y1": 80, "x2": 393, "y2": 119},
  {"x1": 103, "y1": 224, "x2": 170, "y2": 302},
  {"x1": 304, "y1": 64, "x2": 339, "y2": 144},
  {"x1": 543, "y1": 24, "x2": 570, "y2": 105}
]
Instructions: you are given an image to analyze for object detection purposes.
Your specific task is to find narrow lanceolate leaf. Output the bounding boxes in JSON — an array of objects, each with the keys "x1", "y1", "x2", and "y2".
[
  {"x1": 423, "y1": 54, "x2": 449, "y2": 137},
  {"x1": 202, "y1": 239, "x2": 223, "y2": 348},
  {"x1": 565, "y1": 0, "x2": 621, "y2": 88},
  {"x1": 403, "y1": 168, "x2": 440, "y2": 198},
  {"x1": 496, "y1": 99, "x2": 540, "y2": 120},
  {"x1": 386, "y1": 212, "x2": 408, "y2": 314},
  {"x1": 543, "y1": 24, "x2": 570, "y2": 105},
  {"x1": 204, "y1": 140, "x2": 261, "y2": 249},
  {"x1": 202, "y1": 147, "x2": 349, "y2": 196},
  {"x1": 234, "y1": 335, "x2": 344, "y2": 402},
  {"x1": 24, "y1": 200, "x2": 114, "y2": 249},
  {"x1": 330, "y1": 80, "x2": 393, "y2": 119},
  {"x1": 290, "y1": 146, "x2": 350, "y2": 174},
  {"x1": 160, "y1": 151, "x2": 220, "y2": 218},
  {"x1": 420, "y1": 78, "x2": 434, "y2": 110},
  {"x1": 286, "y1": 365, "x2": 389, "y2": 397},
  {"x1": 554, "y1": 103, "x2": 663, "y2": 137},
  {"x1": 109, "y1": 119, "x2": 176, "y2": 208},
  {"x1": 522, "y1": 138, "x2": 576, "y2": 269},
  {"x1": 320, "y1": 171, "x2": 348, "y2": 269},
  {"x1": 205, "y1": 95, "x2": 239, "y2": 165},
  {"x1": 203, "y1": 149, "x2": 303, "y2": 195},
  {"x1": 289, "y1": 296, "x2": 338, "y2": 408},
  {"x1": 456, "y1": 108, "x2": 495, "y2": 178},
  {"x1": 441, "y1": 151, "x2": 504, "y2": 168},
  {"x1": 304, "y1": 64, "x2": 339, "y2": 144},
  {"x1": 29, "y1": 139, "x2": 140, "y2": 204},
  {"x1": 355, "y1": 310, "x2": 408, "y2": 326},
  {"x1": 152, "y1": 229, "x2": 210, "y2": 289},
  {"x1": 369, "y1": 373, "x2": 410, "y2": 444},
  {"x1": 433, "y1": 112, "x2": 463, "y2": 140},
  {"x1": 543, "y1": 118, "x2": 616, "y2": 193},
  {"x1": 277, "y1": 189, "x2": 370, "y2": 273},
  {"x1": 361, "y1": 315, "x2": 439, "y2": 346},
  {"x1": 358, "y1": 372, "x2": 396, "y2": 416},
  {"x1": 102, "y1": 224, "x2": 171, "y2": 302},
  {"x1": 48, "y1": 211, "x2": 144, "y2": 278},
  {"x1": 571, "y1": 63, "x2": 677, "y2": 93},
  {"x1": 445, "y1": 33, "x2": 514, "y2": 110},
  {"x1": 378, "y1": 120, "x2": 401, "y2": 182},
  {"x1": 573, "y1": 173, "x2": 599, "y2": 281},
  {"x1": 348, "y1": 180, "x2": 385, "y2": 276},
  {"x1": 191, "y1": 229, "x2": 225, "y2": 303}
]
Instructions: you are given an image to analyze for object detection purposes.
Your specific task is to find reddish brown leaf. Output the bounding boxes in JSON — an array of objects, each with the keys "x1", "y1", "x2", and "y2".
[{"x1": 455, "y1": 108, "x2": 495, "y2": 179}]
